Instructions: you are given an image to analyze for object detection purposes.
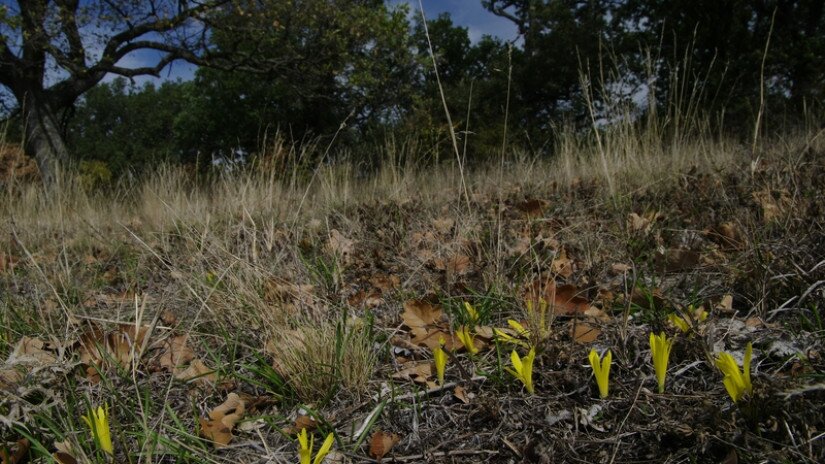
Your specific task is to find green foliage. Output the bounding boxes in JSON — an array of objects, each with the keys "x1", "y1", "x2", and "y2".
[
  {"x1": 78, "y1": 160, "x2": 113, "y2": 190},
  {"x1": 616, "y1": 0, "x2": 825, "y2": 127},
  {"x1": 176, "y1": 0, "x2": 418, "y2": 164},
  {"x1": 67, "y1": 78, "x2": 191, "y2": 175},
  {"x1": 484, "y1": 0, "x2": 631, "y2": 128},
  {"x1": 56, "y1": 0, "x2": 825, "y2": 175},
  {"x1": 403, "y1": 13, "x2": 515, "y2": 159}
]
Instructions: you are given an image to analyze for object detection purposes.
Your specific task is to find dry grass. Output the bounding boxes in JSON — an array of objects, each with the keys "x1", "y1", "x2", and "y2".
[
  {"x1": 1, "y1": 120, "x2": 824, "y2": 463},
  {"x1": 268, "y1": 320, "x2": 376, "y2": 402}
]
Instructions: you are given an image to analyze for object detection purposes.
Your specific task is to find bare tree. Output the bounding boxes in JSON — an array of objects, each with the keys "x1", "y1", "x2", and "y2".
[{"x1": 0, "y1": 0, "x2": 234, "y2": 184}]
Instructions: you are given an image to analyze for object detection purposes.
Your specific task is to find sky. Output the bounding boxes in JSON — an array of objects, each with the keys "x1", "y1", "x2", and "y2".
[
  {"x1": 118, "y1": 1, "x2": 521, "y2": 85},
  {"x1": 392, "y1": 0, "x2": 519, "y2": 44}
]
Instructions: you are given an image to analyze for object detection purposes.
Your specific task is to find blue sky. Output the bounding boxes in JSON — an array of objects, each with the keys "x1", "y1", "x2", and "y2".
[{"x1": 392, "y1": 0, "x2": 519, "y2": 43}]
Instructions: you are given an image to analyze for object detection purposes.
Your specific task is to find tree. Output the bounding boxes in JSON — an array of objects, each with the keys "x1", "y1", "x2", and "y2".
[
  {"x1": 618, "y1": 0, "x2": 825, "y2": 126},
  {"x1": 67, "y1": 78, "x2": 190, "y2": 175},
  {"x1": 484, "y1": 0, "x2": 825, "y2": 132},
  {"x1": 406, "y1": 13, "x2": 515, "y2": 158},
  {"x1": 482, "y1": 0, "x2": 626, "y2": 130},
  {"x1": 175, "y1": 0, "x2": 418, "y2": 165},
  {"x1": 0, "y1": 0, "x2": 233, "y2": 184}
]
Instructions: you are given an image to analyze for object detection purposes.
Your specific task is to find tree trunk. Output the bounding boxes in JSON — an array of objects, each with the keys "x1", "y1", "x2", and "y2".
[{"x1": 21, "y1": 93, "x2": 71, "y2": 186}]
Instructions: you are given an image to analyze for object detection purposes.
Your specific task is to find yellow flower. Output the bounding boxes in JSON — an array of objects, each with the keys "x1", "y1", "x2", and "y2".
[
  {"x1": 506, "y1": 347, "x2": 536, "y2": 394},
  {"x1": 669, "y1": 306, "x2": 709, "y2": 333},
  {"x1": 82, "y1": 404, "x2": 113, "y2": 455},
  {"x1": 668, "y1": 313, "x2": 690, "y2": 332},
  {"x1": 433, "y1": 337, "x2": 448, "y2": 386},
  {"x1": 508, "y1": 319, "x2": 529, "y2": 335},
  {"x1": 715, "y1": 342, "x2": 753, "y2": 402},
  {"x1": 588, "y1": 349, "x2": 612, "y2": 399},
  {"x1": 457, "y1": 326, "x2": 478, "y2": 354},
  {"x1": 463, "y1": 302, "x2": 479, "y2": 323},
  {"x1": 493, "y1": 320, "x2": 530, "y2": 347},
  {"x1": 649, "y1": 332, "x2": 674, "y2": 393},
  {"x1": 298, "y1": 428, "x2": 335, "y2": 464}
]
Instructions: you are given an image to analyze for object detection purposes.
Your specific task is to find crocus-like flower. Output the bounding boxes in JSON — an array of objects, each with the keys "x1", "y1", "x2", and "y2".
[
  {"x1": 463, "y1": 302, "x2": 480, "y2": 323},
  {"x1": 668, "y1": 313, "x2": 690, "y2": 333},
  {"x1": 668, "y1": 306, "x2": 709, "y2": 333},
  {"x1": 494, "y1": 320, "x2": 530, "y2": 347},
  {"x1": 298, "y1": 428, "x2": 334, "y2": 464},
  {"x1": 715, "y1": 342, "x2": 753, "y2": 402},
  {"x1": 649, "y1": 332, "x2": 674, "y2": 393},
  {"x1": 457, "y1": 326, "x2": 478, "y2": 354},
  {"x1": 433, "y1": 337, "x2": 448, "y2": 386},
  {"x1": 506, "y1": 347, "x2": 536, "y2": 394},
  {"x1": 508, "y1": 319, "x2": 530, "y2": 336},
  {"x1": 588, "y1": 349, "x2": 612, "y2": 399},
  {"x1": 82, "y1": 405, "x2": 113, "y2": 455}
]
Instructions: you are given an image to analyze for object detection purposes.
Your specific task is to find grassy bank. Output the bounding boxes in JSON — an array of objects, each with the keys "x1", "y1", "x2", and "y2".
[{"x1": 1, "y1": 123, "x2": 824, "y2": 463}]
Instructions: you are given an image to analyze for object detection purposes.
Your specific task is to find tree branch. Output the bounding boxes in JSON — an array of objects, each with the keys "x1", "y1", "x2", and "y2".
[
  {"x1": 0, "y1": 37, "x2": 22, "y2": 90},
  {"x1": 55, "y1": 0, "x2": 85, "y2": 69},
  {"x1": 97, "y1": 0, "x2": 228, "y2": 68},
  {"x1": 482, "y1": 0, "x2": 523, "y2": 27}
]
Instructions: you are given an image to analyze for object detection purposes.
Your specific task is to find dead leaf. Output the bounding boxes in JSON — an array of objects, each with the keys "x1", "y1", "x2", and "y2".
[
  {"x1": 0, "y1": 439, "x2": 29, "y2": 464},
  {"x1": 752, "y1": 189, "x2": 791, "y2": 223},
  {"x1": 434, "y1": 253, "x2": 472, "y2": 276},
  {"x1": 158, "y1": 335, "x2": 196, "y2": 370},
  {"x1": 0, "y1": 252, "x2": 19, "y2": 274},
  {"x1": 392, "y1": 362, "x2": 436, "y2": 388},
  {"x1": 551, "y1": 284, "x2": 590, "y2": 316},
  {"x1": 507, "y1": 234, "x2": 532, "y2": 257},
  {"x1": 370, "y1": 274, "x2": 400, "y2": 293},
  {"x1": 327, "y1": 229, "x2": 355, "y2": 261},
  {"x1": 263, "y1": 281, "x2": 315, "y2": 305},
  {"x1": 524, "y1": 280, "x2": 590, "y2": 316},
  {"x1": 627, "y1": 212, "x2": 652, "y2": 232},
  {"x1": 611, "y1": 263, "x2": 631, "y2": 273},
  {"x1": 348, "y1": 289, "x2": 384, "y2": 308},
  {"x1": 627, "y1": 287, "x2": 667, "y2": 312},
  {"x1": 515, "y1": 199, "x2": 546, "y2": 217},
  {"x1": 160, "y1": 311, "x2": 178, "y2": 326},
  {"x1": 721, "y1": 448, "x2": 739, "y2": 464},
  {"x1": 52, "y1": 452, "x2": 77, "y2": 464},
  {"x1": 78, "y1": 324, "x2": 151, "y2": 380},
  {"x1": 411, "y1": 329, "x2": 461, "y2": 351},
  {"x1": 432, "y1": 217, "x2": 455, "y2": 235},
  {"x1": 654, "y1": 248, "x2": 700, "y2": 273},
  {"x1": 552, "y1": 249, "x2": 573, "y2": 278},
  {"x1": 571, "y1": 322, "x2": 601, "y2": 343},
  {"x1": 52, "y1": 441, "x2": 77, "y2": 464},
  {"x1": 745, "y1": 317, "x2": 763, "y2": 328},
  {"x1": 175, "y1": 359, "x2": 217, "y2": 385},
  {"x1": 369, "y1": 431, "x2": 401, "y2": 461},
  {"x1": 282, "y1": 414, "x2": 317, "y2": 435},
  {"x1": 199, "y1": 393, "x2": 246, "y2": 448},
  {"x1": 583, "y1": 306, "x2": 610, "y2": 322},
  {"x1": 2, "y1": 336, "x2": 61, "y2": 387},
  {"x1": 7, "y1": 336, "x2": 58, "y2": 365},
  {"x1": 711, "y1": 222, "x2": 744, "y2": 249},
  {"x1": 402, "y1": 300, "x2": 445, "y2": 339},
  {"x1": 717, "y1": 294, "x2": 734, "y2": 314},
  {"x1": 453, "y1": 385, "x2": 471, "y2": 404},
  {"x1": 0, "y1": 367, "x2": 23, "y2": 388}
]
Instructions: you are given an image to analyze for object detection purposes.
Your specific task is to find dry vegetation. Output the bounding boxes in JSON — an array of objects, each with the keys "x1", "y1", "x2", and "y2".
[{"x1": 1, "y1": 119, "x2": 824, "y2": 463}]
